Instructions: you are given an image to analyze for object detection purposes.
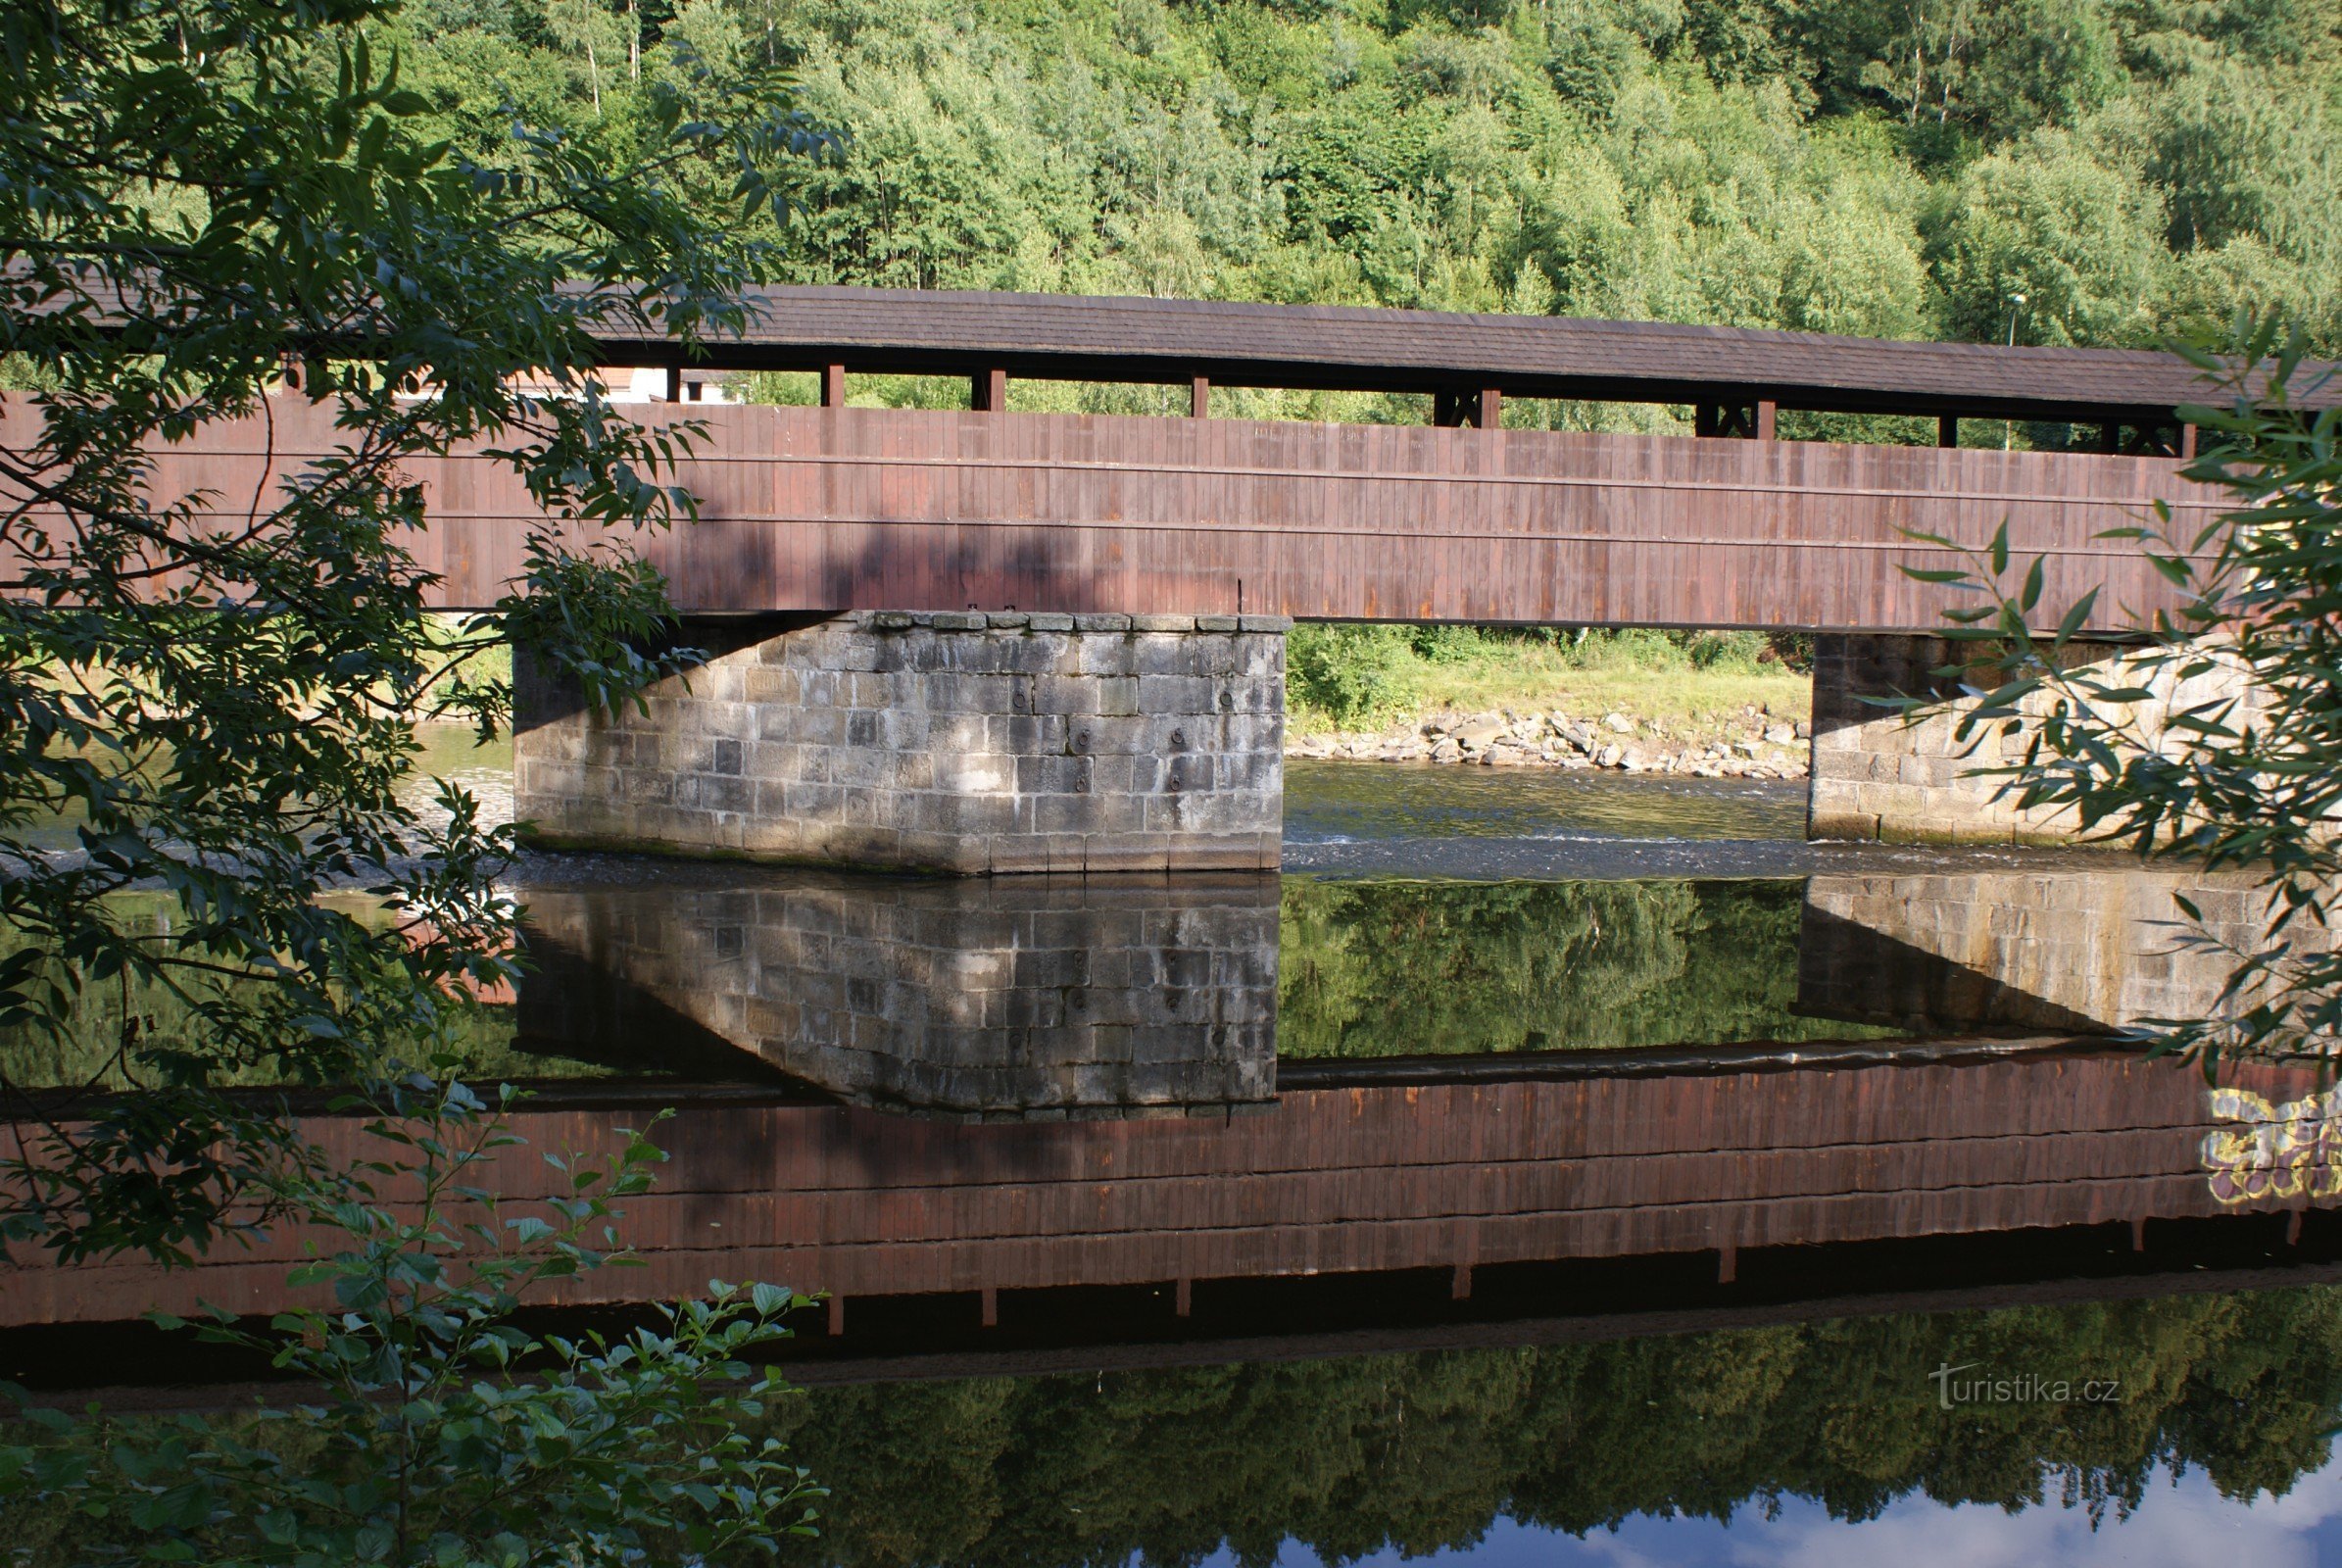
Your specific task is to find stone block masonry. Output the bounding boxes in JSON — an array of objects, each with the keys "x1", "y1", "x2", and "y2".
[
  {"x1": 1811, "y1": 632, "x2": 2262, "y2": 845},
  {"x1": 514, "y1": 611, "x2": 1289, "y2": 873}
]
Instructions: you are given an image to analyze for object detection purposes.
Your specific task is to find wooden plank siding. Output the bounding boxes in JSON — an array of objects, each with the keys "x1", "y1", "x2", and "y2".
[
  {"x1": 2, "y1": 1051, "x2": 2321, "y2": 1327},
  {"x1": 78, "y1": 399, "x2": 2213, "y2": 632}
]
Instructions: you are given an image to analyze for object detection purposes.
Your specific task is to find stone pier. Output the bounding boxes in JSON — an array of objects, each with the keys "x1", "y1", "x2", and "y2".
[
  {"x1": 1811, "y1": 633, "x2": 2071, "y2": 845},
  {"x1": 1806, "y1": 632, "x2": 2173, "y2": 845},
  {"x1": 513, "y1": 611, "x2": 1289, "y2": 873}
]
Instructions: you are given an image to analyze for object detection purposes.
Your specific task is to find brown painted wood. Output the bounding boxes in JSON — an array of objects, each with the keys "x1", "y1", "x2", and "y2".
[
  {"x1": 1756, "y1": 399, "x2": 1776, "y2": 441},
  {"x1": 39, "y1": 398, "x2": 2216, "y2": 632},
  {"x1": 1, "y1": 1053, "x2": 2322, "y2": 1327},
  {"x1": 1938, "y1": 415, "x2": 1959, "y2": 448},
  {"x1": 1191, "y1": 376, "x2": 1208, "y2": 417},
  {"x1": 821, "y1": 364, "x2": 846, "y2": 407}
]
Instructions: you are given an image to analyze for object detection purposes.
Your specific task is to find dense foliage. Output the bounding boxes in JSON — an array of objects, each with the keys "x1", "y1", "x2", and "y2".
[
  {"x1": 765, "y1": 1286, "x2": 2342, "y2": 1566},
  {"x1": 0, "y1": 4, "x2": 834, "y2": 1559},
  {"x1": 1287, "y1": 623, "x2": 1797, "y2": 724},
  {"x1": 380, "y1": 0, "x2": 2339, "y2": 437},
  {"x1": 0, "y1": 0, "x2": 826, "y2": 1262}
]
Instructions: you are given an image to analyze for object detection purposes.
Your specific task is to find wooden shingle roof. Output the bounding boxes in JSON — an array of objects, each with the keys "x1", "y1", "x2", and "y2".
[{"x1": 597, "y1": 284, "x2": 2335, "y2": 424}]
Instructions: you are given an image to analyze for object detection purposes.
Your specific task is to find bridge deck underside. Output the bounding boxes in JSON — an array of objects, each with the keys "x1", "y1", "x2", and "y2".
[{"x1": 131, "y1": 402, "x2": 2209, "y2": 632}]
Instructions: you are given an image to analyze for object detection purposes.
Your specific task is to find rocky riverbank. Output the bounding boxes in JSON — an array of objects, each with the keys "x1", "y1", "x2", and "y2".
[{"x1": 1287, "y1": 706, "x2": 1811, "y2": 779}]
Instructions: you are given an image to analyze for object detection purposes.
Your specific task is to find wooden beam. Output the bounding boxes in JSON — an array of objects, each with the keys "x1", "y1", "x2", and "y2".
[
  {"x1": 1696, "y1": 402, "x2": 1762, "y2": 439},
  {"x1": 663, "y1": 365, "x2": 682, "y2": 403},
  {"x1": 821, "y1": 364, "x2": 847, "y2": 408},
  {"x1": 1938, "y1": 415, "x2": 1959, "y2": 448},
  {"x1": 1191, "y1": 376, "x2": 1209, "y2": 418},
  {"x1": 1478, "y1": 387, "x2": 1502, "y2": 429},
  {"x1": 972, "y1": 367, "x2": 1007, "y2": 413},
  {"x1": 1755, "y1": 399, "x2": 1777, "y2": 441},
  {"x1": 2180, "y1": 422, "x2": 2198, "y2": 460}
]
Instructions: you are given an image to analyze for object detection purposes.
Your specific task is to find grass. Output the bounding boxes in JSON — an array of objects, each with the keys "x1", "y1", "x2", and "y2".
[{"x1": 1286, "y1": 624, "x2": 1812, "y2": 743}]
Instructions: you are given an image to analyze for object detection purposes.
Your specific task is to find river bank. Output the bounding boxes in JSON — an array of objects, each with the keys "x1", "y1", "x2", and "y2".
[
  {"x1": 1282, "y1": 625, "x2": 1813, "y2": 776},
  {"x1": 1288, "y1": 704, "x2": 1811, "y2": 779}
]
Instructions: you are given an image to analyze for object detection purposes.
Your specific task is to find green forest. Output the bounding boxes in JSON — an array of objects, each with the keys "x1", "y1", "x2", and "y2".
[
  {"x1": 765, "y1": 1287, "x2": 2342, "y2": 1566},
  {"x1": 381, "y1": 0, "x2": 2341, "y2": 434}
]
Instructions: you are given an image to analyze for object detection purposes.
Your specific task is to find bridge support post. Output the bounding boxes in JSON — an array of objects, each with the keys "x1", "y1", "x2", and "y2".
[{"x1": 513, "y1": 611, "x2": 1289, "y2": 874}]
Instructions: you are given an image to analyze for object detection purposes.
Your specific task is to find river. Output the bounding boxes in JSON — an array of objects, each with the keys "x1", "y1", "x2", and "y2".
[{"x1": 7, "y1": 748, "x2": 2341, "y2": 1566}]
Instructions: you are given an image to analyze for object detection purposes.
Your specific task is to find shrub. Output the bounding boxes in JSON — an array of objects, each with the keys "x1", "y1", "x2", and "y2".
[{"x1": 1288, "y1": 623, "x2": 1422, "y2": 725}]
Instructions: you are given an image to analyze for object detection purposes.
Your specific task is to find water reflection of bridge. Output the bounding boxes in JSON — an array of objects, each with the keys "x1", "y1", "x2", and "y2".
[
  {"x1": 4, "y1": 1048, "x2": 2329, "y2": 1340},
  {"x1": 10, "y1": 862, "x2": 2339, "y2": 1348}
]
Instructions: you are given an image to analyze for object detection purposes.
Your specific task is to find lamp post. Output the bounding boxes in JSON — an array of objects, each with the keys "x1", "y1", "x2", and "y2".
[{"x1": 2003, "y1": 292, "x2": 2026, "y2": 451}]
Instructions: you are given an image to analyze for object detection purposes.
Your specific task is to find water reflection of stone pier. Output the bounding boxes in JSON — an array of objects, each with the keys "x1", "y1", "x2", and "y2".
[
  {"x1": 1798, "y1": 866, "x2": 2332, "y2": 1034},
  {"x1": 517, "y1": 869, "x2": 1279, "y2": 1118}
]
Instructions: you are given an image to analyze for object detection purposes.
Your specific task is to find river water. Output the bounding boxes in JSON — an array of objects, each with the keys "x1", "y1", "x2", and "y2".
[{"x1": 9, "y1": 749, "x2": 2342, "y2": 1565}]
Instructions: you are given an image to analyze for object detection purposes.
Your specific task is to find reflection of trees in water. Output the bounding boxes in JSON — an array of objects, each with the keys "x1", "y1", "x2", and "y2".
[
  {"x1": 0, "y1": 896, "x2": 566, "y2": 1091},
  {"x1": 0, "y1": 985, "x2": 539, "y2": 1091},
  {"x1": 1279, "y1": 878, "x2": 1892, "y2": 1056},
  {"x1": 771, "y1": 1289, "x2": 2342, "y2": 1568}
]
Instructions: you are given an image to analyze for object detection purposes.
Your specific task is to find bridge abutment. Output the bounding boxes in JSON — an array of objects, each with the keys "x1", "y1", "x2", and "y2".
[
  {"x1": 1807, "y1": 632, "x2": 2113, "y2": 845},
  {"x1": 1807, "y1": 631, "x2": 2259, "y2": 846},
  {"x1": 513, "y1": 612, "x2": 1288, "y2": 874}
]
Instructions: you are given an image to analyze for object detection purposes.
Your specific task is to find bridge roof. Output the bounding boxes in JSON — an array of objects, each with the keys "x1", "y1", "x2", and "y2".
[{"x1": 603, "y1": 284, "x2": 2334, "y2": 425}]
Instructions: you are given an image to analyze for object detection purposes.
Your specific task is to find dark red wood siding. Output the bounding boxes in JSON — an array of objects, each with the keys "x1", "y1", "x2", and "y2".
[
  {"x1": 3, "y1": 1051, "x2": 2319, "y2": 1327},
  {"x1": 95, "y1": 400, "x2": 2211, "y2": 631}
]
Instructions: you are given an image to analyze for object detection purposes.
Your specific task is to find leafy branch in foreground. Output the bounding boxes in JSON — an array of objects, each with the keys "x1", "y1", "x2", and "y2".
[
  {"x1": 1900, "y1": 318, "x2": 2342, "y2": 1072},
  {"x1": 1, "y1": 1077, "x2": 819, "y2": 1566},
  {"x1": 0, "y1": 0, "x2": 834, "y2": 1263}
]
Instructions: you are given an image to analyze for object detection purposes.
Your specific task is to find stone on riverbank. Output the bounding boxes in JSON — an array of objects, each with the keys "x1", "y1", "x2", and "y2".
[{"x1": 1290, "y1": 707, "x2": 1811, "y2": 780}]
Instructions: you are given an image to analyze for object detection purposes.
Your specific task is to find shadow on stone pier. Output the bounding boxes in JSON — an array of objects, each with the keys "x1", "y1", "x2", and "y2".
[{"x1": 516, "y1": 867, "x2": 1279, "y2": 1119}]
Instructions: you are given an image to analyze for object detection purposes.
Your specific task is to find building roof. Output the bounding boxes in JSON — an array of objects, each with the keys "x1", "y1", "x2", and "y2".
[{"x1": 594, "y1": 284, "x2": 2336, "y2": 424}]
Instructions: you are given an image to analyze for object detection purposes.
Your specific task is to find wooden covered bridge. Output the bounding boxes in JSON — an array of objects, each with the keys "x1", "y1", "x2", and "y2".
[
  {"x1": 143, "y1": 283, "x2": 2291, "y2": 630},
  {"x1": 93, "y1": 288, "x2": 2330, "y2": 864}
]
